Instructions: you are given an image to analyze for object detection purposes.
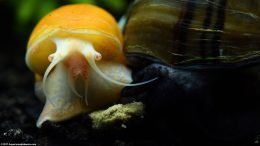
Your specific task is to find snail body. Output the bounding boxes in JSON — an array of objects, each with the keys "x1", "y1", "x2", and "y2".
[
  {"x1": 25, "y1": 4, "x2": 148, "y2": 128},
  {"x1": 124, "y1": 0, "x2": 260, "y2": 66},
  {"x1": 121, "y1": 0, "x2": 260, "y2": 143}
]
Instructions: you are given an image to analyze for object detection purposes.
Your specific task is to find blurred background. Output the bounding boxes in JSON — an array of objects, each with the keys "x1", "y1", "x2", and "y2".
[{"x1": 0, "y1": 0, "x2": 133, "y2": 144}]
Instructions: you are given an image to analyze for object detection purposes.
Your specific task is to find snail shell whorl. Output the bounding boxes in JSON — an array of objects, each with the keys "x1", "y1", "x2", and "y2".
[
  {"x1": 26, "y1": 4, "x2": 123, "y2": 76},
  {"x1": 124, "y1": 0, "x2": 260, "y2": 65}
]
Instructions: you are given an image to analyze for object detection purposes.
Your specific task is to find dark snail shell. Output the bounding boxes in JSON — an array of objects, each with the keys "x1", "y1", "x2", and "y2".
[{"x1": 123, "y1": 0, "x2": 260, "y2": 66}]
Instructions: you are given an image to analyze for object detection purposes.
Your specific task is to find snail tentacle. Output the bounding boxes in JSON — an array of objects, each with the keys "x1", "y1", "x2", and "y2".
[
  {"x1": 67, "y1": 72, "x2": 83, "y2": 98},
  {"x1": 42, "y1": 38, "x2": 72, "y2": 105},
  {"x1": 42, "y1": 55, "x2": 63, "y2": 106},
  {"x1": 80, "y1": 42, "x2": 158, "y2": 86}
]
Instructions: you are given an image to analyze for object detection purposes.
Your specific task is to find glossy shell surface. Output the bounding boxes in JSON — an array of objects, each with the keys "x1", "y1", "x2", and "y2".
[
  {"x1": 124, "y1": 0, "x2": 260, "y2": 65},
  {"x1": 26, "y1": 4, "x2": 123, "y2": 75}
]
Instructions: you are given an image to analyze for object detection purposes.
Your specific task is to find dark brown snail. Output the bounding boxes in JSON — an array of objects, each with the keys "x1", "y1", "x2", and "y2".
[
  {"x1": 124, "y1": 0, "x2": 260, "y2": 66},
  {"x1": 121, "y1": 0, "x2": 260, "y2": 144}
]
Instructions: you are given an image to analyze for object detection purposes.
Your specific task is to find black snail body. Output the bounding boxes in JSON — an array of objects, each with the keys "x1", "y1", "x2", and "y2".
[{"x1": 121, "y1": 0, "x2": 260, "y2": 145}]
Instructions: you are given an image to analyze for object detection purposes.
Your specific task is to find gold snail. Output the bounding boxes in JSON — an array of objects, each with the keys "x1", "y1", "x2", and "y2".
[
  {"x1": 124, "y1": 0, "x2": 260, "y2": 65},
  {"x1": 25, "y1": 4, "x2": 151, "y2": 128}
]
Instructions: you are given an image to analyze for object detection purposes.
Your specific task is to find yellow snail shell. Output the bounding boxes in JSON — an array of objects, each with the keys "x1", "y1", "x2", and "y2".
[{"x1": 25, "y1": 4, "x2": 151, "y2": 128}]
